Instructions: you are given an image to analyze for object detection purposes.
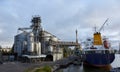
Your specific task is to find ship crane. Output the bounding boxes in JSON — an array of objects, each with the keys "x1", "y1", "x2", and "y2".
[{"x1": 98, "y1": 18, "x2": 109, "y2": 32}]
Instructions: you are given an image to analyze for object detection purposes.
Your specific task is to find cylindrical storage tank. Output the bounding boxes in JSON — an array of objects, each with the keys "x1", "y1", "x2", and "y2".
[
  {"x1": 36, "y1": 43, "x2": 38, "y2": 50},
  {"x1": 14, "y1": 32, "x2": 27, "y2": 56},
  {"x1": 27, "y1": 42, "x2": 34, "y2": 52},
  {"x1": 34, "y1": 42, "x2": 38, "y2": 55},
  {"x1": 34, "y1": 42, "x2": 41, "y2": 55},
  {"x1": 44, "y1": 37, "x2": 50, "y2": 41},
  {"x1": 44, "y1": 32, "x2": 51, "y2": 41},
  {"x1": 22, "y1": 41, "x2": 27, "y2": 51},
  {"x1": 17, "y1": 41, "x2": 22, "y2": 56},
  {"x1": 48, "y1": 45, "x2": 53, "y2": 52},
  {"x1": 27, "y1": 32, "x2": 34, "y2": 42},
  {"x1": 27, "y1": 32, "x2": 34, "y2": 52},
  {"x1": 14, "y1": 41, "x2": 18, "y2": 53},
  {"x1": 17, "y1": 32, "x2": 27, "y2": 42},
  {"x1": 44, "y1": 32, "x2": 51, "y2": 37},
  {"x1": 51, "y1": 37, "x2": 58, "y2": 42},
  {"x1": 38, "y1": 42, "x2": 41, "y2": 55}
]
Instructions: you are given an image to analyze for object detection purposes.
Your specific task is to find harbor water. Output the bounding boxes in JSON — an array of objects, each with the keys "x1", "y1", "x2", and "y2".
[{"x1": 57, "y1": 54, "x2": 120, "y2": 72}]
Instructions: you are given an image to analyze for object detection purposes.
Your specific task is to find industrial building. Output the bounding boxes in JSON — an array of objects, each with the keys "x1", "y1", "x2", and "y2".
[{"x1": 13, "y1": 16, "x2": 80, "y2": 62}]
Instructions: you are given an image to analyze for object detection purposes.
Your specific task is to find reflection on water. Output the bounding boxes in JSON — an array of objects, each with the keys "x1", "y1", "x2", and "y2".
[
  {"x1": 58, "y1": 64, "x2": 111, "y2": 72},
  {"x1": 57, "y1": 54, "x2": 120, "y2": 72},
  {"x1": 111, "y1": 54, "x2": 120, "y2": 68},
  {"x1": 57, "y1": 65, "x2": 83, "y2": 72},
  {"x1": 83, "y1": 64, "x2": 111, "y2": 72}
]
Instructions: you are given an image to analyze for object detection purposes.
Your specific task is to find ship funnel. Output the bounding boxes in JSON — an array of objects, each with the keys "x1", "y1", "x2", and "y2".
[{"x1": 93, "y1": 32, "x2": 102, "y2": 45}]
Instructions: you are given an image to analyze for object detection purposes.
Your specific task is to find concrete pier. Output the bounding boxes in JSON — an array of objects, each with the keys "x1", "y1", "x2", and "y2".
[{"x1": 53, "y1": 55, "x2": 82, "y2": 71}]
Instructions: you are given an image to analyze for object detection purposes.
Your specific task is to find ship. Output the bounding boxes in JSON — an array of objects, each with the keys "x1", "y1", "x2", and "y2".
[{"x1": 83, "y1": 19, "x2": 116, "y2": 67}]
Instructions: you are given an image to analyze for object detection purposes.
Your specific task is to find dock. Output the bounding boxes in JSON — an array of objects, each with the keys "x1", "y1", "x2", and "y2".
[{"x1": 53, "y1": 55, "x2": 82, "y2": 72}]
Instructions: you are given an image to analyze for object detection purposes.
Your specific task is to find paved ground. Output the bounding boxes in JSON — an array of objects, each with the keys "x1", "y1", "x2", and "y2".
[
  {"x1": 0, "y1": 61, "x2": 54, "y2": 72},
  {"x1": 0, "y1": 56, "x2": 81, "y2": 72},
  {"x1": 0, "y1": 62, "x2": 33, "y2": 72}
]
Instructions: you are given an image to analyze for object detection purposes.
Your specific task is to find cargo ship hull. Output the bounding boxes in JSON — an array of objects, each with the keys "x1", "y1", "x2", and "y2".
[{"x1": 83, "y1": 53, "x2": 115, "y2": 67}]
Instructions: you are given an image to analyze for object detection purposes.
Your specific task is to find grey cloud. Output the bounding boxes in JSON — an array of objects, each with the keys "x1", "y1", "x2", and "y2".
[{"x1": 0, "y1": 0, "x2": 120, "y2": 48}]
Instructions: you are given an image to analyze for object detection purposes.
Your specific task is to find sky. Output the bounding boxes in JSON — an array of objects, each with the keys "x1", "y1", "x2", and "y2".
[{"x1": 0, "y1": 0, "x2": 120, "y2": 49}]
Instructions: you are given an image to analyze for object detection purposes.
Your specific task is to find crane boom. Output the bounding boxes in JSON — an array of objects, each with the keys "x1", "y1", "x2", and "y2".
[{"x1": 99, "y1": 18, "x2": 109, "y2": 32}]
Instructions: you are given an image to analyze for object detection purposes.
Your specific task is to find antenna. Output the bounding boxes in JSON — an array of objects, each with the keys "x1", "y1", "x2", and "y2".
[
  {"x1": 76, "y1": 29, "x2": 78, "y2": 43},
  {"x1": 94, "y1": 26, "x2": 97, "y2": 33},
  {"x1": 98, "y1": 18, "x2": 109, "y2": 32}
]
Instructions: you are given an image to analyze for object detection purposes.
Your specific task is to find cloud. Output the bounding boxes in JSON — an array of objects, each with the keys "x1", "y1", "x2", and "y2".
[
  {"x1": 0, "y1": 0, "x2": 120, "y2": 48},
  {"x1": 0, "y1": 29, "x2": 3, "y2": 34}
]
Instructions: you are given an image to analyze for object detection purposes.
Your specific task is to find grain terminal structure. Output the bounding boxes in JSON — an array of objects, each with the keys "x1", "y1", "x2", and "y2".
[{"x1": 13, "y1": 16, "x2": 80, "y2": 62}]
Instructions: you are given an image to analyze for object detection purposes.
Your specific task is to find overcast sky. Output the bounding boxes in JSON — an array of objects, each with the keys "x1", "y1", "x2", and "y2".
[{"x1": 0, "y1": 0, "x2": 120, "y2": 49}]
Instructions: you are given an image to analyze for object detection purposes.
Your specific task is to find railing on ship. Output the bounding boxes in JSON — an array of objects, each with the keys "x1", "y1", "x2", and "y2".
[{"x1": 82, "y1": 49, "x2": 117, "y2": 54}]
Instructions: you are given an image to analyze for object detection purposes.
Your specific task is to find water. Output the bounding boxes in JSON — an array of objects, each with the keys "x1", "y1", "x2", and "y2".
[
  {"x1": 57, "y1": 54, "x2": 120, "y2": 72},
  {"x1": 111, "y1": 54, "x2": 120, "y2": 68}
]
